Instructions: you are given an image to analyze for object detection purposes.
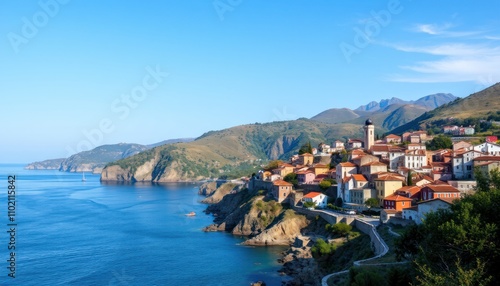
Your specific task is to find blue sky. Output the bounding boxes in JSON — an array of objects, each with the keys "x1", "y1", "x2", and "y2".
[{"x1": 1, "y1": 1, "x2": 500, "y2": 163}]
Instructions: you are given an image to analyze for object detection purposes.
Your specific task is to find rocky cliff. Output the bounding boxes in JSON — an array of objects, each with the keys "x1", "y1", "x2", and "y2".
[
  {"x1": 202, "y1": 186, "x2": 310, "y2": 245},
  {"x1": 25, "y1": 158, "x2": 65, "y2": 170},
  {"x1": 200, "y1": 184, "x2": 330, "y2": 286},
  {"x1": 201, "y1": 182, "x2": 241, "y2": 204}
]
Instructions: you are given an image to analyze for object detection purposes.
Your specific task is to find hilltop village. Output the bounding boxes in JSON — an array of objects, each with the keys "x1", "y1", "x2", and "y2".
[{"x1": 249, "y1": 119, "x2": 500, "y2": 224}]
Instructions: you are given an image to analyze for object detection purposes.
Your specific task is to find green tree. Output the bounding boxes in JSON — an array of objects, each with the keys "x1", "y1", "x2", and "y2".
[
  {"x1": 319, "y1": 180, "x2": 332, "y2": 190},
  {"x1": 426, "y1": 134, "x2": 453, "y2": 150},
  {"x1": 303, "y1": 201, "x2": 316, "y2": 208},
  {"x1": 311, "y1": 238, "x2": 336, "y2": 257},
  {"x1": 263, "y1": 160, "x2": 283, "y2": 171},
  {"x1": 330, "y1": 222, "x2": 352, "y2": 237},
  {"x1": 364, "y1": 198, "x2": 379, "y2": 209},
  {"x1": 283, "y1": 172, "x2": 298, "y2": 188},
  {"x1": 349, "y1": 267, "x2": 385, "y2": 286},
  {"x1": 298, "y1": 141, "x2": 313, "y2": 155},
  {"x1": 407, "y1": 170, "x2": 413, "y2": 186},
  {"x1": 395, "y1": 169, "x2": 500, "y2": 285}
]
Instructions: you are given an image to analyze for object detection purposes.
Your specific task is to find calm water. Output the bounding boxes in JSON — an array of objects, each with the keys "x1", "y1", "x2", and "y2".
[{"x1": 0, "y1": 164, "x2": 286, "y2": 286}]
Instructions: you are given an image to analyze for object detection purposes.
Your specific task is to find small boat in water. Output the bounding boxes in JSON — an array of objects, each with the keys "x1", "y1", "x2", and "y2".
[
  {"x1": 185, "y1": 212, "x2": 196, "y2": 216},
  {"x1": 82, "y1": 172, "x2": 86, "y2": 182}
]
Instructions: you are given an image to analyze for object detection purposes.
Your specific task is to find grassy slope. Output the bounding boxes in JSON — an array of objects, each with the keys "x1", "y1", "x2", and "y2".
[
  {"x1": 105, "y1": 119, "x2": 369, "y2": 180},
  {"x1": 390, "y1": 82, "x2": 500, "y2": 134}
]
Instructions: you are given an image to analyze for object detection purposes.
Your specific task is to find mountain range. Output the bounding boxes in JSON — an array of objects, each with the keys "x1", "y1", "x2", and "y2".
[
  {"x1": 31, "y1": 87, "x2": 496, "y2": 182},
  {"x1": 100, "y1": 92, "x2": 462, "y2": 182},
  {"x1": 310, "y1": 93, "x2": 457, "y2": 130},
  {"x1": 390, "y1": 83, "x2": 500, "y2": 134}
]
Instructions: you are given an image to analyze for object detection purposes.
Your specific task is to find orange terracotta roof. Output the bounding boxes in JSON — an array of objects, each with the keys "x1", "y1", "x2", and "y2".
[
  {"x1": 361, "y1": 161, "x2": 387, "y2": 167},
  {"x1": 424, "y1": 185, "x2": 460, "y2": 193},
  {"x1": 339, "y1": 162, "x2": 357, "y2": 167},
  {"x1": 386, "y1": 134, "x2": 401, "y2": 138},
  {"x1": 299, "y1": 153, "x2": 314, "y2": 157},
  {"x1": 272, "y1": 180, "x2": 293, "y2": 187},
  {"x1": 303, "y1": 192, "x2": 323, "y2": 199},
  {"x1": 397, "y1": 186, "x2": 422, "y2": 196},
  {"x1": 382, "y1": 209, "x2": 400, "y2": 214},
  {"x1": 342, "y1": 176, "x2": 351, "y2": 183},
  {"x1": 474, "y1": 156, "x2": 500, "y2": 162},
  {"x1": 375, "y1": 175, "x2": 405, "y2": 181},
  {"x1": 384, "y1": 194, "x2": 413, "y2": 201},
  {"x1": 351, "y1": 174, "x2": 368, "y2": 181},
  {"x1": 279, "y1": 163, "x2": 294, "y2": 167},
  {"x1": 371, "y1": 145, "x2": 390, "y2": 152}
]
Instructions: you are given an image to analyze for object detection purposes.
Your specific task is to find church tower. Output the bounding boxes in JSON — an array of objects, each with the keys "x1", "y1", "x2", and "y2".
[{"x1": 364, "y1": 119, "x2": 374, "y2": 151}]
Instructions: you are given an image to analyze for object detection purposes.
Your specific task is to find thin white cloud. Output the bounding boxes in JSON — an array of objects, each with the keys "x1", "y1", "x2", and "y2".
[
  {"x1": 388, "y1": 43, "x2": 500, "y2": 84},
  {"x1": 413, "y1": 23, "x2": 483, "y2": 38},
  {"x1": 485, "y1": 35, "x2": 500, "y2": 40}
]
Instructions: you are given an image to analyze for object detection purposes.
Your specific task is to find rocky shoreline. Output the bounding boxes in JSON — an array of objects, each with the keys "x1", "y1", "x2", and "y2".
[{"x1": 199, "y1": 181, "x2": 328, "y2": 286}]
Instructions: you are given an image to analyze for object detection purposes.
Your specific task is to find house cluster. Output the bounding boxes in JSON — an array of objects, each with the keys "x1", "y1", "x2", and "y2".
[
  {"x1": 252, "y1": 118, "x2": 500, "y2": 225},
  {"x1": 443, "y1": 125, "x2": 475, "y2": 136}
]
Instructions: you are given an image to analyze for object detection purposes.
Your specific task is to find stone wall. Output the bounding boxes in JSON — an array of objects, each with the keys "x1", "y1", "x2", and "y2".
[{"x1": 354, "y1": 220, "x2": 388, "y2": 259}]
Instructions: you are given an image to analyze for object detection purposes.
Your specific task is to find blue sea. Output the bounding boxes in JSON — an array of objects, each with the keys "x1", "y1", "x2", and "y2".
[{"x1": 0, "y1": 164, "x2": 286, "y2": 286}]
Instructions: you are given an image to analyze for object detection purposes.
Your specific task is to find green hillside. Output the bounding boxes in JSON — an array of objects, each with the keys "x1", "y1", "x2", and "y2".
[
  {"x1": 390, "y1": 83, "x2": 500, "y2": 134},
  {"x1": 102, "y1": 119, "x2": 384, "y2": 181},
  {"x1": 60, "y1": 143, "x2": 148, "y2": 172},
  {"x1": 310, "y1": 108, "x2": 361, "y2": 124}
]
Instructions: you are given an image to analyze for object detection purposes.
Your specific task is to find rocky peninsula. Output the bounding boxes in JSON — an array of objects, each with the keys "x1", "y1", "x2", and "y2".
[{"x1": 199, "y1": 181, "x2": 327, "y2": 286}]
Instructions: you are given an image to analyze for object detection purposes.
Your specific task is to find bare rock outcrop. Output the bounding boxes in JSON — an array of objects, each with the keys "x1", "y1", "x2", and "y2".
[
  {"x1": 201, "y1": 183, "x2": 240, "y2": 204},
  {"x1": 242, "y1": 210, "x2": 308, "y2": 246}
]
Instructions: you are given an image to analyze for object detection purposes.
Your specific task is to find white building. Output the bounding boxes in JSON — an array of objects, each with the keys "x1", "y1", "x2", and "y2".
[
  {"x1": 452, "y1": 150, "x2": 483, "y2": 179},
  {"x1": 404, "y1": 149, "x2": 427, "y2": 169},
  {"x1": 474, "y1": 142, "x2": 500, "y2": 156},
  {"x1": 389, "y1": 148, "x2": 405, "y2": 170},
  {"x1": 302, "y1": 192, "x2": 328, "y2": 208},
  {"x1": 402, "y1": 198, "x2": 455, "y2": 224}
]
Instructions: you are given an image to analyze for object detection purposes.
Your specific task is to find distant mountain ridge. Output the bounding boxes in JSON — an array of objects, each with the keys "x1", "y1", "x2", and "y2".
[
  {"x1": 390, "y1": 83, "x2": 500, "y2": 134},
  {"x1": 310, "y1": 93, "x2": 457, "y2": 130},
  {"x1": 355, "y1": 93, "x2": 456, "y2": 112}
]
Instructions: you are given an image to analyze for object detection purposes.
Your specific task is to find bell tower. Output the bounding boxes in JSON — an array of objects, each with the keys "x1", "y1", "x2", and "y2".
[{"x1": 364, "y1": 119, "x2": 374, "y2": 151}]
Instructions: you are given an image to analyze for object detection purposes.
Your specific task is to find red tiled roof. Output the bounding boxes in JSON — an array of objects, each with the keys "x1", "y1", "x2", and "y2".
[
  {"x1": 339, "y1": 162, "x2": 357, "y2": 167},
  {"x1": 273, "y1": 180, "x2": 293, "y2": 187},
  {"x1": 342, "y1": 176, "x2": 351, "y2": 183},
  {"x1": 371, "y1": 145, "x2": 390, "y2": 152},
  {"x1": 474, "y1": 156, "x2": 500, "y2": 162},
  {"x1": 351, "y1": 174, "x2": 368, "y2": 181},
  {"x1": 361, "y1": 161, "x2": 387, "y2": 167},
  {"x1": 397, "y1": 186, "x2": 422, "y2": 196},
  {"x1": 375, "y1": 175, "x2": 405, "y2": 181},
  {"x1": 384, "y1": 194, "x2": 413, "y2": 201},
  {"x1": 303, "y1": 192, "x2": 323, "y2": 199},
  {"x1": 424, "y1": 185, "x2": 460, "y2": 193},
  {"x1": 386, "y1": 134, "x2": 400, "y2": 138}
]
